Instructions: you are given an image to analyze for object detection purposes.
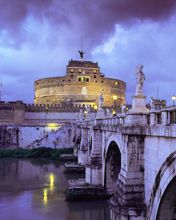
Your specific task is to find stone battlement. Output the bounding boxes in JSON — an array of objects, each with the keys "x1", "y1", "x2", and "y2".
[
  {"x1": 25, "y1": 103, "x2": 96, "y2": 112},
  {"x1": 67, "y1": 59, "x2": 99, "y2": 68}
]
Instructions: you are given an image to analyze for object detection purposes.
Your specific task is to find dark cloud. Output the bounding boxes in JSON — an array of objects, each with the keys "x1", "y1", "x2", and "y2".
[
  {"x1": 0, "y1": 0, "x2": 176, "y2": 103},
  {"x1": 0, "y1": 0, "x2": 176, "y2": 49}
]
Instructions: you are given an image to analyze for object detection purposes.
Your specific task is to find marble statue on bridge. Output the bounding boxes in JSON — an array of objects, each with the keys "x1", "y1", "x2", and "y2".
[
  {"x1": 128, "y1": 64, "x2": 149, "y2": 114},
  {"x1": 98, "y1": 94, "x2": 104, "y2": 110},
  {"x1": 135, "y1": 64, "x2": 145, "y2": 96}
]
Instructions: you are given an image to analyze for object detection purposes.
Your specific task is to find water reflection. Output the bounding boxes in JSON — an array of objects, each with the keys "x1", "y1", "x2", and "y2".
[
  {"x1": 49, "y1": 172, "x2": 55, "y2": 192},
  {"x1": 0, "y1": 159, "x2": 110, "y2": 220},
  {"x1": 43, "y1": 188, "x2": 48, "y2": 205},
  {"x1": 42, "y1": 172, "x2": 55, "y2": 205}
]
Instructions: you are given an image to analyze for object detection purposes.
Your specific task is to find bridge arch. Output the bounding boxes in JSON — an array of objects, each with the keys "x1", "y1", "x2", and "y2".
[
  {"x1": 148, "y1": 151, "x2": 176, "y2": 220},
  {"x1": 104, "y1": 135, "x2": 122, "y2": 194}
]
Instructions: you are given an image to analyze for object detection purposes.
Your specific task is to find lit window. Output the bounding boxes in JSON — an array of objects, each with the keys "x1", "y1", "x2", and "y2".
[
  {"x1": 70, "y1": 69, "x2": 73, "y2": 73},
  {"x1": 77, "y1": 76, "x2": 90, "y2": 82},
  {"x1": 93, "y1": 69, "x2": 96, "y2": 73},
  {"x1": 115, "y1": 82, "x2": 119, "y2": 85},
  {"x1": 79, "y1": 69, "x2": 82, "y2": 73}
]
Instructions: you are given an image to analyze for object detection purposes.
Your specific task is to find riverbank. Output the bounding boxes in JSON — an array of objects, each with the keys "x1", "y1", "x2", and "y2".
[{"x1": 0, "y1": 147, "x2": 73, "y2": 160}]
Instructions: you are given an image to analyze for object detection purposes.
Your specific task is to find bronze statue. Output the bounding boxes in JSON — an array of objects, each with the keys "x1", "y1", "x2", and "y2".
[{"x1": 78, "y1": 50, "x2": 85, "y2": 59}]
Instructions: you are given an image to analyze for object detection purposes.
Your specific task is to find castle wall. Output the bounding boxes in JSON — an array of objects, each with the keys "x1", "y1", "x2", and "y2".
[
  {"x1": 34, "y1": 60, "x2": 126, "y2": 107},
  {"x1": 24, "y1": 112, "x2": 78, "y2": 124}
]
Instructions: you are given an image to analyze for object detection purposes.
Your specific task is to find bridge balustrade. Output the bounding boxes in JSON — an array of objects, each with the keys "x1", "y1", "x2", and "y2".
[
  {"x1": 170, "y1": 111, "x2": 176, "y2": 124},
  {"x1": 94, "y1": 115, "x2": 125, "y2": 128},
  {"x1": 149, "y1": 107, "x2": 176, "y2": 126},
  {"x1": 156, "y1": 113, "x2": 162, "y2": 124}
]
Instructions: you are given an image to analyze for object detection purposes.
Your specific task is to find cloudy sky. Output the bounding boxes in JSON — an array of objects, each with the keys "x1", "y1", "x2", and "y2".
[{"x1": 0, "y1": 0, "x2": 176, "y2": 104}]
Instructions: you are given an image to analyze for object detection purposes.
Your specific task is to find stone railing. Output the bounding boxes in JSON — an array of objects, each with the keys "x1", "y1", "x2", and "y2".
[
  {"x1": 90, "y1": 106, "x2": 176, "y2": 128},
  {"x1": 148, "y1": 106, "x2": 176, "y2": 126},
  {"x1": 95, "y1": 114, "x2": 125, "y2": 127}
]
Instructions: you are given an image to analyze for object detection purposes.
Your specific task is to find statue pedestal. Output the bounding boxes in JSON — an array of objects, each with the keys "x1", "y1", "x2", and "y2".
[
  {"x1": 96, "y1": 109, "x2": 105, "y2": 119},
  {"x1": 129, "y1": 94, "x2": 149, "y2": 114},
  {"x1": 125, "y1": 94, "x2": 149, "y2": 126}
]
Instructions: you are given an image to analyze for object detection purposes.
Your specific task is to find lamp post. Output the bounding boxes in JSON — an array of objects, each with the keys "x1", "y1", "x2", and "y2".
[{"x1": 172, "y1": 95, "x2": 176, "y2": 106}]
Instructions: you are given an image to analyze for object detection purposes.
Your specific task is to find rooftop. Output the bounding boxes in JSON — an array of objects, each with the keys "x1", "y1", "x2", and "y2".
[{"x1": 67, "y1": 59, "x2": 99, "y2": 68}]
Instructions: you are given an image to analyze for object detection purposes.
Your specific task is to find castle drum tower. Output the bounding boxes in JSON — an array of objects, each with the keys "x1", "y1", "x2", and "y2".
[{"x1": 34, "y1": 57, "x2": 126, "y2": 108}]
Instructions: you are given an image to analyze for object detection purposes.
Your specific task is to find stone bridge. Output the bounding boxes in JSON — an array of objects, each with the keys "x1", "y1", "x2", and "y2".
[{"x1": 76, "y1": 101, "x2": 176, "y2": 219}]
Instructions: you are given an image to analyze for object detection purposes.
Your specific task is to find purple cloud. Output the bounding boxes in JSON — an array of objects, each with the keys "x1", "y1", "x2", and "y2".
[{"x1": 0, "y1": 0, "x2": 176, "y2": 104}]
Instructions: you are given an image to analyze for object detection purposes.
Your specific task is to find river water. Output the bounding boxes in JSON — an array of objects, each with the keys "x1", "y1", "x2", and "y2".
[{"x1": 0, "y1": 159, "x2": 110, "y2": 220}]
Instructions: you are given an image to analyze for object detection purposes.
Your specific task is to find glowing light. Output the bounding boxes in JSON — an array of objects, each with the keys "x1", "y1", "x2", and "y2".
[
  {"x1": 43, "y1": 189, "x2": 48, "y2": 205},
  {"x1": 115, "y1": 82, "x2": 118, "y2": 85},
  {"x1": 93, "y1": 105, "x2": 98, "y2": 110},
  {"x1": 172, "y1": 95, "x2": 176, "y2": 100},
  {"x1": 47, "y1": 123, "x2": 59, "y2": 131},
  {"x1": 113, "y1": 95, "x2": 118, "y2": 100},
  {"x1": 49, "y1": 173, "x2": 55, "y2": 192},
  {"x1": 81, "y1": 86, "x2": 87, "y2": 95},
  {"x1": 112, "y1": 110, "x2": 116, "y2": 115}
]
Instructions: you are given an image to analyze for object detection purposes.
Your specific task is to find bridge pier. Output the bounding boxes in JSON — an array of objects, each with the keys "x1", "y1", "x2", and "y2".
[
  {"x1": 86, "y1": 127, "x2": 102, "y2": 185},
  {"x1": 78, "y1": 126, "x2": 89, "y2": 165},
  {"x1": 109, "y1": 131, "x2": 146, "y2": 220}
]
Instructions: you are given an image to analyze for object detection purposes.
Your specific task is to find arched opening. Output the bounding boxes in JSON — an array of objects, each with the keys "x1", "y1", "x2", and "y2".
[
  {"x1": 105, "y1": 141, "x2": 121, "y2": 194},
  {"x1": 156, "y1": 176, "x2": 176, "y2": 220}
]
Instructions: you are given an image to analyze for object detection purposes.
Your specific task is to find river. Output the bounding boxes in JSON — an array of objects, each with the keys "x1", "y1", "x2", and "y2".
[{"x1": 0, "y1": 159, "x2": 110, "y2": 220}]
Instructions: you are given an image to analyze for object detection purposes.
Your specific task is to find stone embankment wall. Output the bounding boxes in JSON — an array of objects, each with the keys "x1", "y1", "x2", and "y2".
[{"x1": 0, "y1": 124, "x2": 76, "y2": 149}]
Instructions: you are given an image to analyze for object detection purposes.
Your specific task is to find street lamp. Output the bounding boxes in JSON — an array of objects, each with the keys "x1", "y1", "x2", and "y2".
[{"x1": 172, "y1": 95, "x2": 176, "y2": 106}]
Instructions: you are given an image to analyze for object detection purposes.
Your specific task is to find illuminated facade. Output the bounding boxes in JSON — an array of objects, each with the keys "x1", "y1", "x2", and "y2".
[{"x1": 34, "y1": 59, "x2": 126, "y2": 107}]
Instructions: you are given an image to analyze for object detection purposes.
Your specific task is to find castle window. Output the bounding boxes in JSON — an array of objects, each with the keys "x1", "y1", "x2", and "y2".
[
  {"x1": 94, "y1": 75, "x2": 96, "y2": 78},
  {"x1": 70, "y1": 69, "x2": 73, "y2": 73},
  {"x1": 93, "y1": 69, "x2": 96, "y2": 73},
  {"x1": 77, "y1": 76, "x2": 90, "y2": 82},
  {"x1": 79, "y1": 69, "x2": 82, "y2": 73},
  {"x1": 70, "y1": 74, "x2": 73, "y2": 77},
  {"x1": 101, "y1": 81, "x2": 104, "y2": 83}
]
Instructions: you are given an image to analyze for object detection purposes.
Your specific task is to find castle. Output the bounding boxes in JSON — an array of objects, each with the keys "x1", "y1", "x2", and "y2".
[
  {"x1": 34, "y1": 57, "x2": 126, "y2": 108},
  {"x1": 0, "y1": 55, "x2": 126, "y2": 149}
]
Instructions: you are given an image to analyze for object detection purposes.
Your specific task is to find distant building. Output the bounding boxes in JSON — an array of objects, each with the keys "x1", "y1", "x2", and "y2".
[{"x1": 34, "y1": 59, "x2": 126, "y2": 107}]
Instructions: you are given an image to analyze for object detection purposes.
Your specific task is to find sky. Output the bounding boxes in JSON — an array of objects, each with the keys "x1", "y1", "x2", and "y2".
[{"x1": 0, "y1": 0, "x2": 176, "y2": 105}]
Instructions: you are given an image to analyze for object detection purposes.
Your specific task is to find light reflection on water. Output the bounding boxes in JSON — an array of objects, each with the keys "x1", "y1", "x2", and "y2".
[
  {"x1": 43, "y1": 172, "x2": 55, "y2": 205},
  {"x1": 0, "y1": 159, "x2": 110, "y2": 220}
]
